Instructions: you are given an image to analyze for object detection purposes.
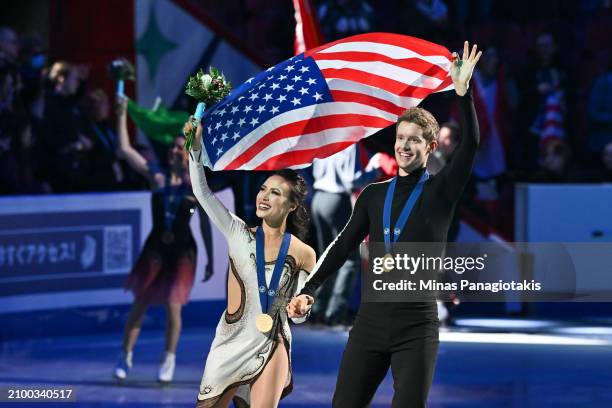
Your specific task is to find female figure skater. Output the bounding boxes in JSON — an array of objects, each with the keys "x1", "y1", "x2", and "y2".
[
  {"x1": 186, "y1": 120, "x2": 316, "y2": 408},
  {"x1": 113, "y1": 96, "x2": 198, "y2": 383}
]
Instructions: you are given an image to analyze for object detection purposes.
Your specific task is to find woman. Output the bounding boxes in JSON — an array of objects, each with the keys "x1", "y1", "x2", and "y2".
[
  {"x1": 187, "y1": 120, "x2": 316, "y2": 408},
  {"x1": 113, "y1": 96, "x2": 198, "y2": 383}
]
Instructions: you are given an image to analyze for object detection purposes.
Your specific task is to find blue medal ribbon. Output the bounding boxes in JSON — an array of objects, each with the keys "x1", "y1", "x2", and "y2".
[
  {"x1": 383, "y1": 170, "x2": 430, "y2": 253},
  {"x1": 256, "y1": 227, "x2": 292, "y2": 314},
  {"x1": 163, "y1": 182, "x2": 187, "y2": 232},
  {"x1": 90, "y1": 123, "x2": 116, "y2": 152}
]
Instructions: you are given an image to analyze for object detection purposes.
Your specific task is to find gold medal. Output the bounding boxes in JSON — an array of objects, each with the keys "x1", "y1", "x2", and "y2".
[
  {"x1": 382, "y1": 253, "x2": 395, "y2": 272},
  {"x1": 255, "y1": 313, "x2": 274, "y2": 333},
  {"x1": 161, "y1": 231, "x2": 175, "y2": 244}
]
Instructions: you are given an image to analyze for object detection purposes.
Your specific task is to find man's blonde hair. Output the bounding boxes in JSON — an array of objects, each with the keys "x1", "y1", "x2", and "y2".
[{"x1": 396, "y1": 107, "x2": 440, "y2": 143}]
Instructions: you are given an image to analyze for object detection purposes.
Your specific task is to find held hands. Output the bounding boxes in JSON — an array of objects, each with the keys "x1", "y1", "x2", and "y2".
[
  {"x1": 451, "y1": 41, "x2": 482, "y2": 96},
  {"x1": 183, "y1": 117, "x2": 203, "y2": 151},
  {"x1": 286, "y1": 294, "x2": 314, "y2": 318}
]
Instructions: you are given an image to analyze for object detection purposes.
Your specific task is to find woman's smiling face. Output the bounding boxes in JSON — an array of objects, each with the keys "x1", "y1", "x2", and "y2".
[{"x1": 255, "y1": 175, "x2": 296, "y2": 223}]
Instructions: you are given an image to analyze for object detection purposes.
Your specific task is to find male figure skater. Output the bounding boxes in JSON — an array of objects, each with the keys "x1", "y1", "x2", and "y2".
[{"x1": 287, "y1": 41, "x2": 482, "y2": 407}]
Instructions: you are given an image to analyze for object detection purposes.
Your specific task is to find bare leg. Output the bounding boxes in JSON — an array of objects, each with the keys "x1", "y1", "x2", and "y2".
[
  {"x1": 250, "y1": 341, "x2": 289, "y2": 408},
  {"x1": 122, "y1": 301, "x2": 148, "y2": 352},
  {"x1": 164, "y1": 303, "x2": 182, "y2": 353}
]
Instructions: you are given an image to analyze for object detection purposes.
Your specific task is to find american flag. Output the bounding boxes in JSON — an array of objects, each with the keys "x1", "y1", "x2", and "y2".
[
  {"x1": 293, "y1": 0, "x2": 324, "y2": 55},
  {"x1": 199, "y1": 33, "x2": 454, "y2": 171}
]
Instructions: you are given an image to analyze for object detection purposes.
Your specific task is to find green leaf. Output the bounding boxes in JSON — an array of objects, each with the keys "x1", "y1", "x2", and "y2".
[{"x1": 184, "y1": 65, "x2": 232, "y2": 107}]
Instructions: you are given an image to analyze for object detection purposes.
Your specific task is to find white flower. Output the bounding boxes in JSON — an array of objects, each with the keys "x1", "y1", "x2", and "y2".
[{"x1": 200, "y1": 74, "x2": 212, "y2": 88}]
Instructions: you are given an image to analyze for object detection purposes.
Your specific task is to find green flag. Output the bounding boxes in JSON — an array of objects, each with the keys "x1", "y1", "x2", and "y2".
[{"x1": 127, "y1": 99, "x2": 189, "y2": 145}]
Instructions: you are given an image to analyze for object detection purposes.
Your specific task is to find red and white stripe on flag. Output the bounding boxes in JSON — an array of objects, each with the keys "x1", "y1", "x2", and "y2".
[
  {"x1": 200, "y1": 33, "x2": 455, "y2": 171},
  {"x1": 293, "y1": 0, "x2": 324, "y2": 55},
  {"x1": 539, "y1": 89, "x2": 565, "y2": 147}
]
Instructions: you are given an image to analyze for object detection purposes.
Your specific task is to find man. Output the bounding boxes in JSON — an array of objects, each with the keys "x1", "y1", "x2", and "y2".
[
  {"x1": 310, "y1": 143, "x2": 379, "y2": 326},
  {"x1": 288, "y1": 41, "x2": 481, "y2": 407},
  {"x1": 83, "y1": 88, "x2": 125, "y2": 191},
  {"x1": 427, "y1": 121, "x2": 461, "y2": 324},
  {"x1": 426, "y1": 120, "x2": 459, "y2": 175},
  {"x1": 518, "y1": 33, "x2": 570, "y2": 171},
  {"x1": 42, "y1": 61, "x2": 92, "y2": 192}
]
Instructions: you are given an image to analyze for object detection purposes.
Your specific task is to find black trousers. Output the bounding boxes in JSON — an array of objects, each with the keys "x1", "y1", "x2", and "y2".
[{"x1": 332, "y1": 302, "x2": 439, "y2": 408}]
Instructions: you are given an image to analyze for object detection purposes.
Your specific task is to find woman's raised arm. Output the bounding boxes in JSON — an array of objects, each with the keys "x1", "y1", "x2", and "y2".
[
  {"x1": 115, "y1": 95, "x2": 151, "y2": 179},
  {"x1": 188, "y1": 120, "x2": 244, "y2": 240}
]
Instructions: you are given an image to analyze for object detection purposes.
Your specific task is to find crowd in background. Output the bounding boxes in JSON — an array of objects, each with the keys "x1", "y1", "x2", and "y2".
[
  {"x1": 1, "y1": 1, "x2": 612, "y2": 292},
  {"x1": 204, "y1": 0, "x2": 612, "y2": 237},
  {"x1": 0, "y1": 29, "x2": 150, "y2": 195}
]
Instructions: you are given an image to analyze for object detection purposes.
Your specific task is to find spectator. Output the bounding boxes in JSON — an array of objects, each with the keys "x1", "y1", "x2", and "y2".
[
  {"x1": 470, "y1": 46, "x2": 517, "y2": 178},
  {"x1": 450, "y1": 46, "x2": 518, "y2": 231},
  {"x1": 518, "y1": 33, "x2": 571, "y2": 171},
  {"x1": 41, "y1": 61, "x2": 92, "y2": 192},
  {"x1": 0, "y1": 62, "x2": 46, "y2": 194},
  {"x1": 309, "y1": 144, "x2": 379, "y2": 326},
  {"x1": 0, "y1": 120, "x2": 49, "y2": 195},
  {"x1": 453, "y1": 0, "x2": 494, "y2": 26},
  {"x1": 427, "y1": 121, "x2": 467, "y2": 240},
  {"x1": 82, "y1": 88, "x2": 124, "y2": 191},
  {"x1": 18, "y1": 34, "x2": 47, "y2": 120},
  {"x1": 0, "y1": 59, "x2": 16, "y2": 114},
  {"x1": 586, "y1": 53, "x2": 612, "y2": 155},
  {"x1": 0, "y1": 27, "x2": 19, "y2": 63},
  {"x1": 318, "y1": 0, "x2": 374, "y2": 41},
  {"x1": 599, "y1": 141, "x2": 612, "y2": 182},
  {"x1": 398, "y1": 0, "x2": 450, "y2": 43},
  {"x1": 414, "y1": 0, "x2": 448, "y2": 23},
  {"x1": 530, "y1": 139, "x2": 591, "y2": 183},
  {"x1": 426, "y1": 121, "x2": 462, "y2": 324},
  {"x1": 0, "y1": 61, "x2": 19, "y2": 193},
  {"x1": 427, "y1": 121, "x2": 459, "y2": 175}
]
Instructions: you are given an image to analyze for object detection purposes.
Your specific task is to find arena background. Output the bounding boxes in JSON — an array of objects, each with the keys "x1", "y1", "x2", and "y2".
[{"x1": 1, "y1": 1, "x2": 611, "y2": 407}]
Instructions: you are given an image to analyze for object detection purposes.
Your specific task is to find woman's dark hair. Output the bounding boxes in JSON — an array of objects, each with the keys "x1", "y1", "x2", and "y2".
[{"x1": 272, "y1": 169, "x2": 310, "y2": 241}]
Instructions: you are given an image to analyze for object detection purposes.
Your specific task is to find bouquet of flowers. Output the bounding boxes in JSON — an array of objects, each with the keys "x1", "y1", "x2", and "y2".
[
  {"x1": 184, "y1": 67, "x2": 232, "y2": 151},
  {"x1": 107, "y1": 58, "x2": 135, "y2": 97}
]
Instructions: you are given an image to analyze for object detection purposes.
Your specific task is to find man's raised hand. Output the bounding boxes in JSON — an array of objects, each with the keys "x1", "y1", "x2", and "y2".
[{"x1": 451, "y1": 41, "x2": 482, "y2": 96}]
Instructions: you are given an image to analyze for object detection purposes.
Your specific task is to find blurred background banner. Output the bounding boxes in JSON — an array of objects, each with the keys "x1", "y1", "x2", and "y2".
[
  {"x1": 0, "y1": 207, "x2": 140, "y2": 297},
  {"x1": 0, "y1": 189, "x2": 233, "y2": 329},
  {"x1": 134, "y1": 0, "x2": 262, "y2": 110}
]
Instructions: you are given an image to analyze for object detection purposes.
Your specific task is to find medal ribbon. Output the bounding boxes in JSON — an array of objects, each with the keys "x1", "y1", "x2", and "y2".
[
  {"x1": 90, "y1": 123, "x2": 116, "y2": 152},
  {"x1": 256, "y1": 228, "x2": 291, "y2": 314},
  {"x1": 163, "y1": 182, "x2": 187, "y2": 232},
  {"x1": 382, "y1": 170, "x2": 429, "y2": 253}
]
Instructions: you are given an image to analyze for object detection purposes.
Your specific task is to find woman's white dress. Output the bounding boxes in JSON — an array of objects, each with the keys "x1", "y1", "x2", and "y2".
[{"x1": 189, "y1": 150, "x2": 309, "y2": 408}]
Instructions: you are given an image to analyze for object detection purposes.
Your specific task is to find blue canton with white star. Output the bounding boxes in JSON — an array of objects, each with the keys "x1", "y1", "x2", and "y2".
[{"x1": 201, "y1": 54, "x2": 333, "y2": 166}]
